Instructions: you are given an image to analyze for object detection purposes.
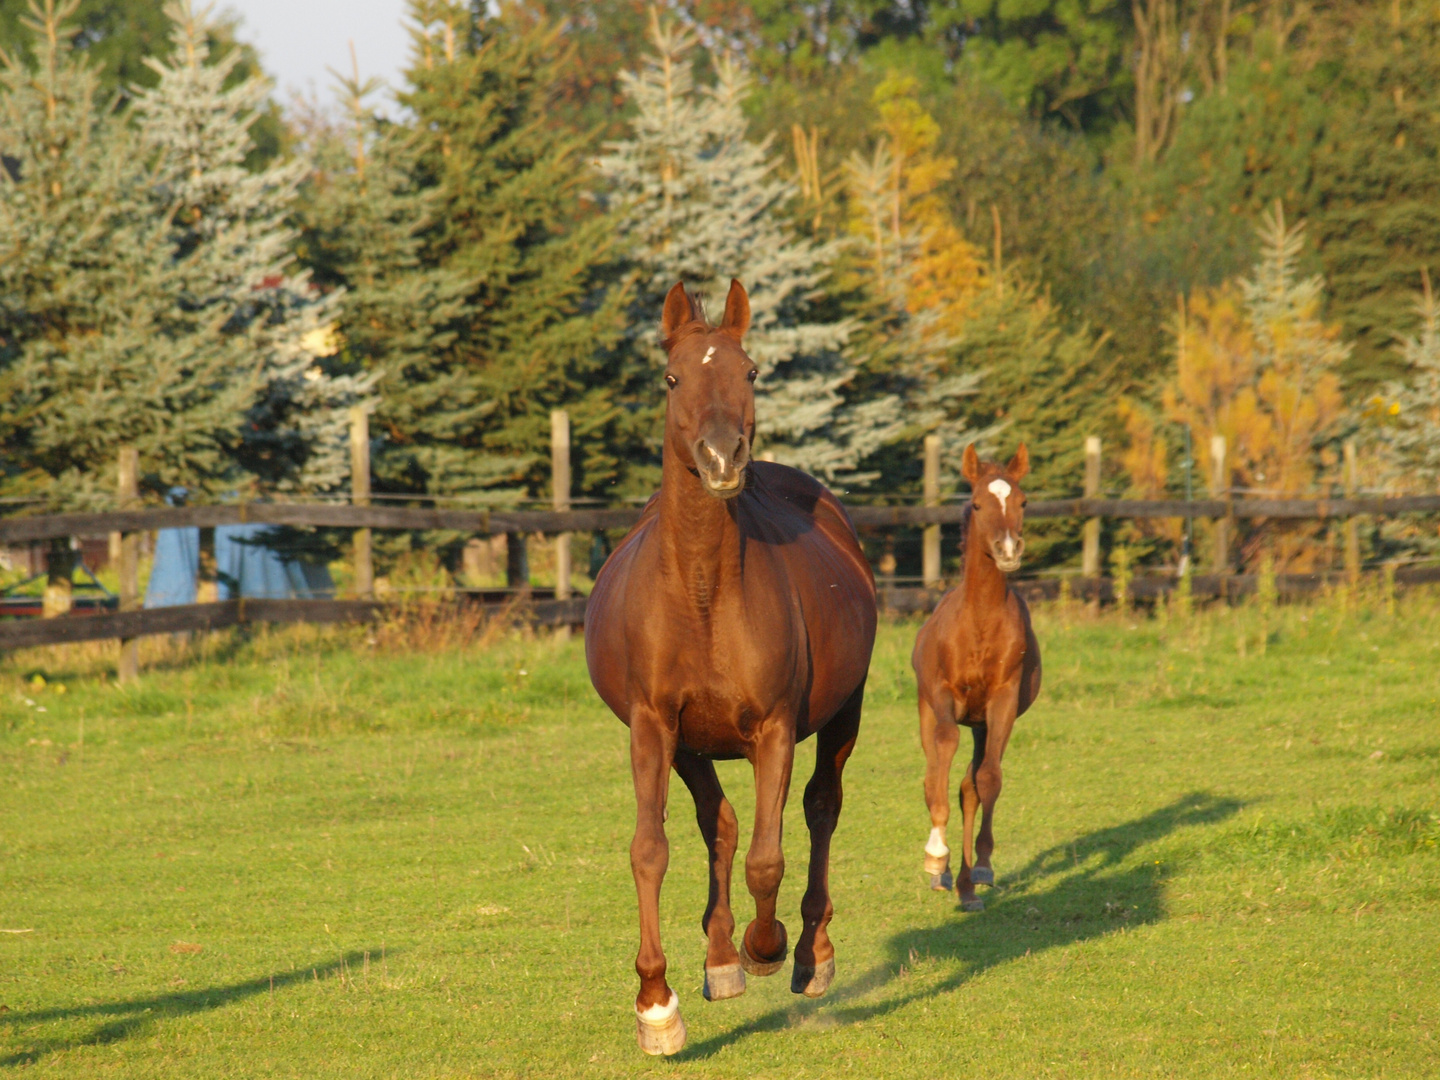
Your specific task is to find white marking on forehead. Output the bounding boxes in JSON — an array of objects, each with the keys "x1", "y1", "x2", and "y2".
[
  {"x1": 702, "y1": 346, "x2": 716, "y2": 364},
  {"x1": 987, "y1": 478, "x2": 1012, "y2": 513}
]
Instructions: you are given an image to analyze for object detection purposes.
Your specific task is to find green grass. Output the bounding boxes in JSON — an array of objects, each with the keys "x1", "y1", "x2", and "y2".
[{"x1": 2, "y1": 592, "x2": 1438, "y2": 1078}]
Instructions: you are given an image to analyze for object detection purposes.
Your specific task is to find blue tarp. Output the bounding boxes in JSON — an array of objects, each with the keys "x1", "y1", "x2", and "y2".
[{"x1": 144, "y1": 525, "x2": 334, "y2": 608}]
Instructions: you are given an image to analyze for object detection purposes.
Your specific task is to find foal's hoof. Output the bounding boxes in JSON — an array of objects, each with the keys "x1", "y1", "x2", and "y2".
[
  {"x1": 791, "y1": 956, "x2": 836, "y2": 998},
  {"x1": 635, "y1": 991, "x2": 686, "y2": 1056},
  {"x1": 970, "y1": 865, "x2": 995, "y2": 887},
  {"x1": 959, "y1": 896, "x2": 985, "y2": 912},
  {"x1": 702, "y1": 962, "x2": 745, "y2": 1001},
  {"x1": 929, "y1": 869, "x2": 954, "y2": 891},
  {"x1": 739, "y1": 922, "x2": 788, "y2": 977}
]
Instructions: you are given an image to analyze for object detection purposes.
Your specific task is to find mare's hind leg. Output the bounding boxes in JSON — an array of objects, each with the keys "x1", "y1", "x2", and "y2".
[
  {"x1": 673, "y1": 750, "x2": 744, "y2": 1001},
  {"x1": 739, "y1": 720, "x2": 796, "y2": 979},
  {"x1": 918, "y1": 694, "x2": 960, "y2": 890},
  {"x1": 957, "y1": 724, "x2": 986, "y2": 911},
  {"x1": 972, "y1": 680, "x2": 1020, "y2": 896},
  {"x1": 628, "y1": 710, "x2": 686, "y2": 1055},
  {"x1": 793, "y1": 681, "x2": 864, "y2": 997}
]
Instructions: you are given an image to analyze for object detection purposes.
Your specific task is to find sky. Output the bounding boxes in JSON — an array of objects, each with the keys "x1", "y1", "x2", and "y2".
[{"x1": 220, "y1": 0, "x2": 412, "y2": 114}]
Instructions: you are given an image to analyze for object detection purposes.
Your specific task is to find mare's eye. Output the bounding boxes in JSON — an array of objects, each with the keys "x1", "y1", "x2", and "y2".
[
  {"x1": 1021, "y1": 497, "x2": 1028, "y2": 507},
  {"x1": 972, "y1": 502, "x2": 981, "y2": 511},
  {"x1": 747, "y1": 369, "x2": 758, "y2": 383},
  {"x1": 664, "y1": 374, "x2": 677, "y2": 389}
]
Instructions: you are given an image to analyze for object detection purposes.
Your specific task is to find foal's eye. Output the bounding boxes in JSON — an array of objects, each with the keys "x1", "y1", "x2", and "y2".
[
  {"x1": 972, "y1": 502, "x2": 981, "y2": 511},
  {"x1": 664, "y1": 374, "x2": 677, "y2": 389},
  {"x1": 747, "y1": 369, "x2": 758, "y2": 383}
]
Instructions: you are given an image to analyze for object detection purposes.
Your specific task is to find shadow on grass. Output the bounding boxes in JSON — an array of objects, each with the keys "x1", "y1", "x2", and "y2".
[
  {"x1": 0, "y1": 949, "x2": 382, "y2": 1067},
  {"x1": 680, "y1": 792, "x2": 1242, "y2": 1059}
]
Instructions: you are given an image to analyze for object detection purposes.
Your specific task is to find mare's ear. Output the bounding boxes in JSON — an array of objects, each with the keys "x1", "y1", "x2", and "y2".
[
  {"x1": 1006, "y1": 442, "x2": 1030, "y2": 481},
  {"x1": 719, "y1": 278, "x2": 750, "y2": 340},
  {"x1": 661, "y1": 282, "x2": 697, "y2": 344},
  {"x1": 961, "y1": 443, "x2": 982, "y2": 485}
]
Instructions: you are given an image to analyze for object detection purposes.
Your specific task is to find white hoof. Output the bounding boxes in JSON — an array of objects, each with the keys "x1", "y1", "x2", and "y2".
[
  {"x1": 635, "y1": 991, "x2": 686, "y2": 1056},
  {"x1": 703, "y1": 961, "x2": 745, "y2": 1001},
  {"x1": 923, "y1": 850, "x2": 950, "y2": 876}
]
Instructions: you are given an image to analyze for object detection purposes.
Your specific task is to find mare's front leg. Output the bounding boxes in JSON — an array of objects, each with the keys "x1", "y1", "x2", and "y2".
[
  {"x1": 972, "y1": 679, "x2": 1020, "y2": 891},
  {"x1": 739, "y1": 719, "x2": 795, "y2": 977},
  {"x1": 673, "y1": 749, "x2": 744, "y2": 1001},
  {"x1": 918, "y1": 693, "x2": 960, "y2": 891},
  {"x1": 629, "y1": 709, "x2": 685, "y2": 1055},
  {"x1": 793, "y1": 682, "x2": 863, "y2": 997}
]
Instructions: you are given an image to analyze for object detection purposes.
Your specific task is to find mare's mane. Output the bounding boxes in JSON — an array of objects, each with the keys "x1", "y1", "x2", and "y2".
[{"x1": 660, "y1": 290, "x2": 713, "y2": 351}]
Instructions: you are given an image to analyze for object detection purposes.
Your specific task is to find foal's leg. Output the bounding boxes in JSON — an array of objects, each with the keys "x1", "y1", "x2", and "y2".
[
  {"x1": 918, "y1": 693, "x2": 960, "y2": 890},
  {"x1": 972, "y1": 681, "x2": 1020, "y2": 891},
  {"x1": 956, "y1": 723, "x2": 987, "y2": 911},
  {"x1": 673, "y1": 749, "x2": 744, "y2": 1001},
  {"x1": 628, "y1": 711, "x2": 685, "y2": 1055},
  {"x1": 793, "y1": 682, "x2": 864, "y2": 997},
  {"x1": 740, "y1": 720, "x2": 796, "y2": 977}
]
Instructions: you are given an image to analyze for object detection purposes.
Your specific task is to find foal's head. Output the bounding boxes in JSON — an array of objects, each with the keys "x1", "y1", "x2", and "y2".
[
  {"x1": 660, "y1": 279, "x2": 756, "y2": 499},
  {"x1": 962, "y1": 443, "x2": 1030, "y2": 574}
]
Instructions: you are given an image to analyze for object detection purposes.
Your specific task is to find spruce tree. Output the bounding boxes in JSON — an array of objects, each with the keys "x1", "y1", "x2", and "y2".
[
  {"x1": 1376, "y1": 276, "x2": 1440, "y2": 490},
  {"x1": 598, "y1": 13, "x2": 877, "y2": 484},
  {"x1": 0, "y1": 0, "x2": 246, "y2": 508},
  {"x1": 133, "y1": 0, "x2": 373, "y2": 496},
  {"x1": 356, "y1": 0, "x2": 627, "y2": 503}
]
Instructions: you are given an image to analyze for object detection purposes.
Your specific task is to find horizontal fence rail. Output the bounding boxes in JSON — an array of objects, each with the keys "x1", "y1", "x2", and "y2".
[
  {"x1": 4, "y1": 493, "x2": 1440, "y2": 543},
  {"x1": 0, "y1": 596, "x2": 588, "y2": 651}
]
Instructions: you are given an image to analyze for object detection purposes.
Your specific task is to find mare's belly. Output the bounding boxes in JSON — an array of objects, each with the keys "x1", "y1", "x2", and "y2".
[{"x1": 676, "y1": 685, "x2": 763, "y2": 758}]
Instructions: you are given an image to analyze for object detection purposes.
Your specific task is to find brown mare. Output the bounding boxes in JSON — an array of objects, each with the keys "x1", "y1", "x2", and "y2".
[
  {"x1": 911, "y1": 444, "x2": 1042, "y2": 912},
  {"x1": 586, "y1": 281, "x2": 877, "y2": 1055}
]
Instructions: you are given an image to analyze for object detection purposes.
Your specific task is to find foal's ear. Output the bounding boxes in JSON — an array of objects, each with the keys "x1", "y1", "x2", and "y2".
[
  {"x1": 661, "y1": 281, "x2": 697, "y2": 344},
  {"x1": 1006, "y1": 443, "x2": 1030, "y2": 481},
  {"x1": 719, "y1": 278, "x2": 750, "y2": 341},
  {"x1": 961, "y1": 443, "x2": 982, "y2": 484}
]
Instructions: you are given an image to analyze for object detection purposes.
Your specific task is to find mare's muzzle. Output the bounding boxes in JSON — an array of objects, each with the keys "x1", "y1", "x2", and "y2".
[
  {"x1": 692, "y1": 429, "x2": 749, "y2": 498},
  {"x1": 991, "y1": 532, "x2": 1024, "y2": 573}
]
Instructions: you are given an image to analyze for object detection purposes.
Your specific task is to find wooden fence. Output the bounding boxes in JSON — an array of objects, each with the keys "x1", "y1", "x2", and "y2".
[{"x1": 4, "y1": 420, "x2": 1439, "y2": 673}]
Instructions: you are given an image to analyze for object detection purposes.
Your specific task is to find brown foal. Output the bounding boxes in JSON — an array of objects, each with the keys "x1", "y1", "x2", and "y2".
[
  {"x1": 586, "y1": 281, "x2": 877, "y2": 1055},
  {"x1": 911, "y1": 443, "x2": 1043, "y2": 912}
]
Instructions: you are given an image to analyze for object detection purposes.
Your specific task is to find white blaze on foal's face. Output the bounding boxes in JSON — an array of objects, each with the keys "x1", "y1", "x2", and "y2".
[{"x1": 987, "y1": 478, "x2": 1012, "y2": 515}]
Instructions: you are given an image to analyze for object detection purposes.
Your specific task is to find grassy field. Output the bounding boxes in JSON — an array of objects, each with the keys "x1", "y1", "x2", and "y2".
[{"x1": 1, "y1": 590, "x2": 1438, "y2": 1078}]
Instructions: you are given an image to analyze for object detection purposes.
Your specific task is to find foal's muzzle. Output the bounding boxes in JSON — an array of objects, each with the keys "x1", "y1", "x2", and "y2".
[
  {"x1": 991, "y1": 533, "x2": 1024, "y2": 574},
  {"x1": 692, "y1": 431, "x2": 749, "y2": 499}
]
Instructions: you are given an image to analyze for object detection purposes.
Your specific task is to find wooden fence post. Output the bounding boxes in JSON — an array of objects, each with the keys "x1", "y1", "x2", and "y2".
[
  {"x1": 42, "y1": 538, "x2": 75, "y2": 618},
  {"x1": 551, "y1": 410, "x2": 572, "y2": 638},
  {"x1": 1210, "y1": 434, "x2": 1230, "y2": 579},
  {"x1": 1082, "y1": 436, "x2": 1102, "y2": 578},
  {"x1": 1343, "y1": 439, "x2": 1361, "y2": 586},
  {"x1": 117, "y1": 447, "x2": 140, "y2": 683},
  {"x1": 349, "y1": 406, "x2": 373, "y2": 599},
  {"x1": 922, "y1": 434, "x2": 941, "y2": 589}
]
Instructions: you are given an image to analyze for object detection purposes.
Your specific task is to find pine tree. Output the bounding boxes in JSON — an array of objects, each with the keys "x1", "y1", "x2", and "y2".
[{"x1": 598, "y1": 12, "x2": 876, "y2": 484}]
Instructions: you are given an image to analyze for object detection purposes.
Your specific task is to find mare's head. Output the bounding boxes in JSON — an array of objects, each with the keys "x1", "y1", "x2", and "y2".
[
  {"x1": 660, "y1": 279, "x2": 756, "y2": 499},
  {"x1": 962, "y1": 442, "x2": 1030, "y2": 574}
]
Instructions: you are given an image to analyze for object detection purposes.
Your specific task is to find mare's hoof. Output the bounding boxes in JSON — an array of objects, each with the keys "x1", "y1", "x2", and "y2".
[
  {"x1": 635, "y1": 991, "x2": 686, "y2": 1056},
  {"x1": 929, "y1": 869, "x2": 954, "y2": 892},
  {"x1": 739, "y1": 922, "x2": 788, "y2": 977},
  {"x1": 959, "y1": 896, "x2": 985, "y2": 912},
  {"x1": 791, "y1": 956, "x2": 836, "y2": 998},
  {"x1": 702, "y1": 962, "x2": 745, "y2": 1001},
  {"x1": 970, "y1": 866, "x2": 995, "y2": 887}
]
